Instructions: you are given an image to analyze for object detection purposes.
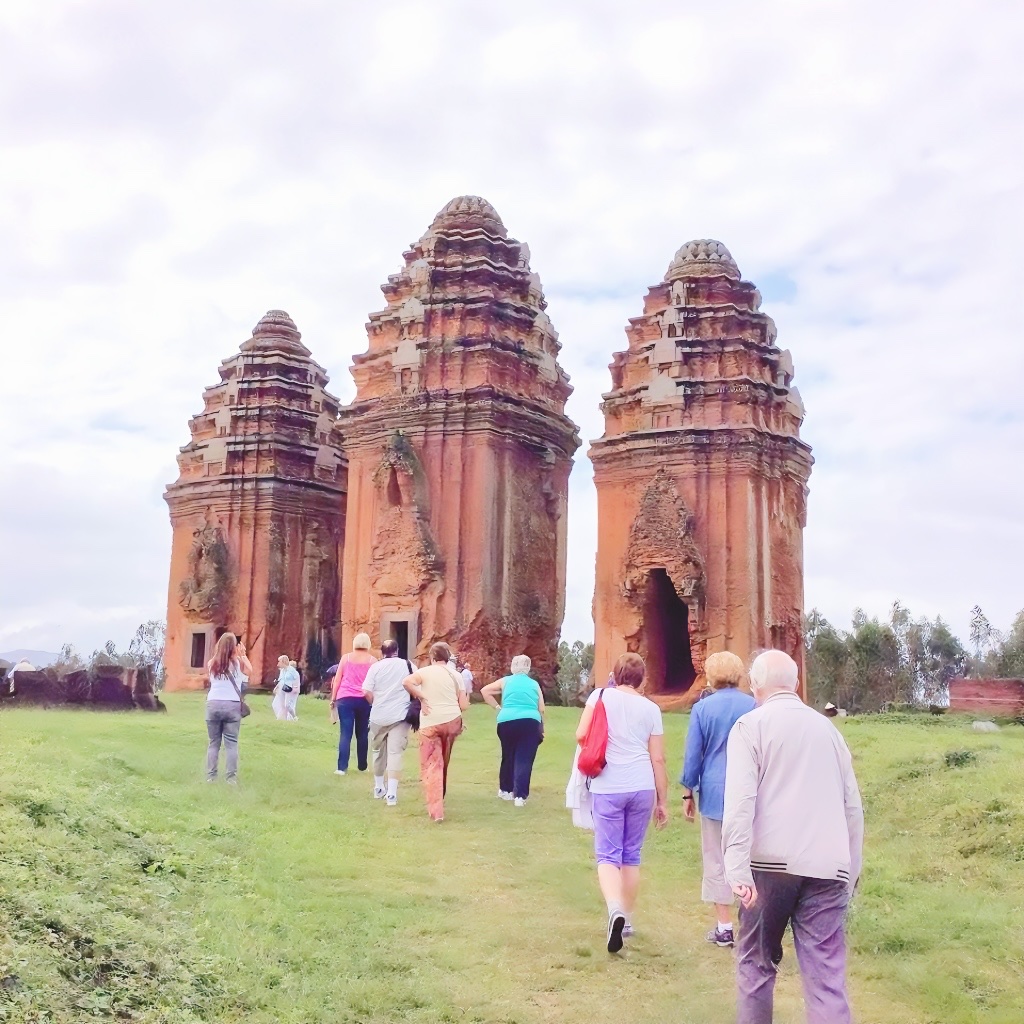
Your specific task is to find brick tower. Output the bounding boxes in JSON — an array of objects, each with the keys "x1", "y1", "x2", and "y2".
[
  {"x1": 337, "y1": 196, "x2": 580, "y2": 685},
  {"x1": 590, "y1": 240, "x2": 813, "y2": 702},
  {"x1": 164, "y1": 311, "x2": 347, "y2": 690}
]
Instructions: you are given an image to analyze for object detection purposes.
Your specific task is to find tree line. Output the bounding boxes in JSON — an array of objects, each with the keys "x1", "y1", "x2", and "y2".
[
  {"x1": 806, "y1": 603, "x2": 1024, "y2": 712},
  {"x1": 52, "y1": 620, "x2": 167, "y2": 684}
]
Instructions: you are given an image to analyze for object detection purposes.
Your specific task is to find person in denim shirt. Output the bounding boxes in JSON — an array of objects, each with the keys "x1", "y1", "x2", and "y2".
[{"x1": 681, "y1": 651, "x2": 756, "y2": 947}]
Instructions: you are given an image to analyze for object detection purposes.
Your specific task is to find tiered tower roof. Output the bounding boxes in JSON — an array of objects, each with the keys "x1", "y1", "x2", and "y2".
[
  {"x1": 168, "y1": 310, "x2": 345, "y2": 493},
  {"x1": 597, "y1": 238, "x2": 807, "y2": 444},
  {"x1": 345, "y1": 195, "x2": 578, "y2": 450}
]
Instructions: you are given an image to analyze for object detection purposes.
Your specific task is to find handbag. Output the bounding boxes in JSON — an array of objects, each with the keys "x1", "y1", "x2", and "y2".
[
  {"x1": 282, "y1": 684, "x2": 293, "y2": 693},
  {"x1": 577, "y1": 689, "x2": 609, "y2": 777},
  {"x1": 405, "y1": 699, "x2": 421, "y2": 731},
  {"x1": 402, "y1": 660, "x2": 421, "y2": 730},
  {"x1": 229, "y1": 674, "x2": 251, "y2": 719}
]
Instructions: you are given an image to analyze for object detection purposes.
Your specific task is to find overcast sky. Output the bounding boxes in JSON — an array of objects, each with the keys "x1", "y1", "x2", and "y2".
[{"x1": 1, "y1": 0, "x2": 1021, "y2": 657}]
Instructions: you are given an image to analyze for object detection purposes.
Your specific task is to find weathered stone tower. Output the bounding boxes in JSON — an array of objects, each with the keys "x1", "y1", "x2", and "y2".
[
  {"x1": 590, "y1": 240, "x2": 812, "y2": 702},
  {"x1": 164, "y1": 311, "x2": 347, "y2": 690},
  {"x1": 337, "y1": 196, "x2": 580, "y2": 685}
]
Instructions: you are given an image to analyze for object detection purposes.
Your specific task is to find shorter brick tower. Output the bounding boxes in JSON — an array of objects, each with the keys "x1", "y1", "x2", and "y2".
[
  {"x1": 590, "y1": 241, "x2": 813, "y2": 703},
  {"x1": 337, "y1": 196, "x2": 580, "y2": 685},
  {"x1": 164, "y1": 311, "x2": 347, "y2": 690}
]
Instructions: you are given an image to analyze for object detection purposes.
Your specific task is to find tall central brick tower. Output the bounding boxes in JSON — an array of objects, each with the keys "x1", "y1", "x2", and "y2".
[
  {"x1": 590, "y1": 240, "x2": 813, "y2": 703},
  {"x1": 338, "y1": 196, "x2": 580, "y2": 685}
]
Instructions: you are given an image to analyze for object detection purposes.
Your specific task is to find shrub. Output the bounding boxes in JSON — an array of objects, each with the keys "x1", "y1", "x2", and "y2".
[{"x1": 944, "y1": 749, "x2": 977, "y2": 768}]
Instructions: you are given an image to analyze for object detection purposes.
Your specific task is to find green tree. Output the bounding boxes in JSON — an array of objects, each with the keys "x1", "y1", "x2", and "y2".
[
  {"x1": 128, "y1": 620, "x2": 167, "y2": 687},
  {"x1": 969, "y1": 605, "x2": 1000, "y2": 667},
  {"x1": 555, "y1": 640, "x2": 592, "y2": 706},
  {"x1": 804, "y1": 610, "x2": 848, "y2": 707}
]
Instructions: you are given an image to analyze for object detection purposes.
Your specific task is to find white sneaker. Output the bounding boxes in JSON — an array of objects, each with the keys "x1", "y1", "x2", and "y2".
[
  {"x1": 514, "y1": 797, "x2": 526, "y2": 807},
  {"x1": 373, "y1": 787, "x2": 386, "y2": 799},
  {"x1": 335, "y1": 769, "x2": 346, "y2": 776},
  {"x1": 499, "y1": 790, "x2": 513, "y2": 801},
  {"x1": 386, "y1": 794, "x2": 398, "y2": 807}
]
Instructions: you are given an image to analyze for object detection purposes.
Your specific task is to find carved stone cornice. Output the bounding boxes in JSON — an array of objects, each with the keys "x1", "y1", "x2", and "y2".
[{"x1": 340, "y1": 386, "x2": 580, "y2": 461}]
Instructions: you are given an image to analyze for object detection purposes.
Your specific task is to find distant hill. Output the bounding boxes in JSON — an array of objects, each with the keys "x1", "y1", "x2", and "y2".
[{"x1": 0, "y1": 649, "x2": 60, "y2": 668}]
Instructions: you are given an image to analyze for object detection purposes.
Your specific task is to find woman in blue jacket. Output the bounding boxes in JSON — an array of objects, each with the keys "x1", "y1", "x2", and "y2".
[{"x1": 681, "y1": 651, "x2": 756, "y2": 949}]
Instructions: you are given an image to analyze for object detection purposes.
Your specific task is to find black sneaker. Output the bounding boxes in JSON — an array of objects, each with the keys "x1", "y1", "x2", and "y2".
[
  {"x1": 706, "y1": 926, "x2": 734, "y2": 947},
  {"x1": 607, "y1": 911, "x2": 626, "y2": 953}
]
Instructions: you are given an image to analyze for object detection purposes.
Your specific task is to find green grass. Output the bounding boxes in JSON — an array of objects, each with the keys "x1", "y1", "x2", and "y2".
[{"x1": 1, "y1": 699, "x2": 1023, "y2": 1023}]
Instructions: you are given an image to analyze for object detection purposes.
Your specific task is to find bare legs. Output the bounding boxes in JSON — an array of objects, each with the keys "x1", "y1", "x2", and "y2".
[{"x1": 597, "y1": 864, "x2": 642, "y2": 916}]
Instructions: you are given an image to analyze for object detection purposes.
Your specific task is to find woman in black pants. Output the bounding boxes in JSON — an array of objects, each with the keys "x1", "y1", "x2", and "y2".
[{"x1": 481, "y1": 655, "x2": 545, "y2": 807}]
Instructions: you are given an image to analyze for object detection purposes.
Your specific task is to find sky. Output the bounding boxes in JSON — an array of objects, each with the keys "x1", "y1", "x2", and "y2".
[{"x1": 1, "y1": 0, "x2": 1022, "y2": 657}]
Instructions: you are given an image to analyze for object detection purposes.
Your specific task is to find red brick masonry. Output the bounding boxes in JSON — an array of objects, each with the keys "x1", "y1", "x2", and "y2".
[{"x1": 949, "y1": 678, "x2": 1024, "y2": 715}]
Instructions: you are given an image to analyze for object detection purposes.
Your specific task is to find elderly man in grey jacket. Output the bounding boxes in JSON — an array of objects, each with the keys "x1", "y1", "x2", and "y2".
[{"x1": 723, "y1": 650, "x2": 864, "y2": 1024}]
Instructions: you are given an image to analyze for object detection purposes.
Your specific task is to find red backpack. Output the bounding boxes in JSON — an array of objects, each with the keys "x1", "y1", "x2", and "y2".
[{"x1": 578, "y1": 689, "x2": 610, "y2": 778}]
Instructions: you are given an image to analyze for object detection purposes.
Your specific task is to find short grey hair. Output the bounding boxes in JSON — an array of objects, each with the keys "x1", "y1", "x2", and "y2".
[
  {"x1": 749, "y1": 650, "x2": 799, "y2": 693},
  {"x1": 510, "y1": 654, "x2": 532, "y2": 675}
]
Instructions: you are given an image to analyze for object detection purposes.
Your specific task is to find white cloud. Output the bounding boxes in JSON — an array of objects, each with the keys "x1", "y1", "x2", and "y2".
[{"x1": 0, "y1": 0, "x2": 1021, "y2": 652}]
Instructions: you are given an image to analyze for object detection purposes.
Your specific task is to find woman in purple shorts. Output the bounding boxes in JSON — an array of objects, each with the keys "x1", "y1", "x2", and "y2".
[{"x1": 576, "y1": 653, "x2": 668, "y2": 952}]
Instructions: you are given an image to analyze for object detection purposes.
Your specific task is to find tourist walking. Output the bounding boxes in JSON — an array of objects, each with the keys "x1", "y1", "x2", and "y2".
[
  {"x1": 287, "y1": 660, "x2": 301, "y2": 718},
  {"x1": 480, "y1": 655, "x2": 544, "y2": 806},
  {"x1": 681, "y1": 650, "x2": 756, "y2": 948},
  {"x1": 460, "y1": 661, "x2": 474, "y2": 697},
  {"x1": 723, "y1": 649, "x2": 864, "y2": 1024},
  {"x1": 204, "y1": 633, "x2": 252, "y2": 783},
  {"x1": 363, "y1": 639, "x2": 413, "y2": 806},
  {"x1": 330, "y1": 634, "x2": 377, "y2": 775},
  {"x1": 403, "y1": 642, "x2": 469, "y2": 822},
  {"x1": 272, "y1": 655, "x2": 301, "y2": 721},
  {"x1": 575, "y1": 653, "x2": 668, "y2": 952}
]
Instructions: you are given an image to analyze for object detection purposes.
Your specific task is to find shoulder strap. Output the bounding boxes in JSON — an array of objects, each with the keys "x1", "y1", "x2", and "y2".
[{"x1": 228, "y1": 663, "x2": 244, "y2": 702}]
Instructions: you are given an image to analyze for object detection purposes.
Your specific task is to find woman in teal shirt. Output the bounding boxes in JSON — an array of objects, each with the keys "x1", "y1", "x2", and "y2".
[{"x1": 481, "y1": 655, "x2": 545, "y2": 807}]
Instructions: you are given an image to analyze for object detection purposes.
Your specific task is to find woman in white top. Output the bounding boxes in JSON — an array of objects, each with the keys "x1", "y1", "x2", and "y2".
[
  {"x1": 575, "y1": 652, "x2": 668, "y2": 952},
  {"x1": 205, "y1": 633, "x2": 252, "y2": 783},
  {"x1": 272, "y1": 655, "x2": 301, "y2": 720}
]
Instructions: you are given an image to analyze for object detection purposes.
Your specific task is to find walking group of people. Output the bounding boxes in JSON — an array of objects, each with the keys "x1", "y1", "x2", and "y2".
[
  {"x1": 202, "y1": 630, "x2": 864, "y2": 1024},
  {"x1": 327, "y1": 634, "x2": 544, "y2": 819},
  {"x1": 567, "y1": 647, "x2": 864, "y2": 1024}
]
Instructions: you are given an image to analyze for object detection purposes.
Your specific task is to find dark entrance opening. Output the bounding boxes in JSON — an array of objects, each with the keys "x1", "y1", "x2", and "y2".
[
  {"x1": 190, "y1": 632, "x2": 207, "y2": 670},
  {"x1": 390, "y1": 620, "x2": 409, "y2": 660},
  {"x1": 386, "y1": 468, "x2": 402, "y2": 507},
  {"x1": 641, "y1": 568, "x2": 696, "y2": 694}
]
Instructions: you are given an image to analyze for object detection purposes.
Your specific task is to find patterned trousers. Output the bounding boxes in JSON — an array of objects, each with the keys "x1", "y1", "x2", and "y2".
[{"x1": 418, "y1": 717, "x2": 464, "y2": 820}]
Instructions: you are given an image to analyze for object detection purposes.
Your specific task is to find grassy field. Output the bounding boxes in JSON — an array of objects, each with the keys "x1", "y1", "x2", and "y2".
[{"x1": 1, "y1": 696, "x2": 1023, "y2": 1024}]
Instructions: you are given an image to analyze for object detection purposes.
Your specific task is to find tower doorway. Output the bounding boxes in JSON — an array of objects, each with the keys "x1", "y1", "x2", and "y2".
[
  {"x1": 641, "y1": 568, "x2": 696, "y2": 694},
  {"x1": 390, "y1": 620, "x2": 409, "y2": 659},
  {"x1": 380, "y1": 611, "x2": 418, "y2": 662}
]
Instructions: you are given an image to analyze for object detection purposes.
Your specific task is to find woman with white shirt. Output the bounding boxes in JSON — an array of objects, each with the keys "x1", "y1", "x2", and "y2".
[
  {"x1": 205, "y1": 633, "x2": 252, "y2": 783},
  {"x1": 575, "y1": 652, "x2": 668, "y2": 952},
  {"x1": 271, "y1": 655, "x2": 301, "y2": 720}
]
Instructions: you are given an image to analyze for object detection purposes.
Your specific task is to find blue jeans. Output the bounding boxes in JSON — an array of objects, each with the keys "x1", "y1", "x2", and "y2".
[
  {"x1": 336, "y1": 696, "x2": 370, "y2": 772},
  {"x1": 206, "y1": 700, "x2": 241, "y2": 781}
]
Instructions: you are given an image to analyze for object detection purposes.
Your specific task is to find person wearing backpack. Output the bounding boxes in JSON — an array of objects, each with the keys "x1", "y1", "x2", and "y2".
[{"x1": 575, "y1": 653, "x2": 668, "y2": 952}]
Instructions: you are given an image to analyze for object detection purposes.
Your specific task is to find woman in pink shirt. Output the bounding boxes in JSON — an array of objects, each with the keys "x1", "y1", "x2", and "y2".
[{"x1": 331, "y1": 633, "x2": 377, "y2": 775}]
